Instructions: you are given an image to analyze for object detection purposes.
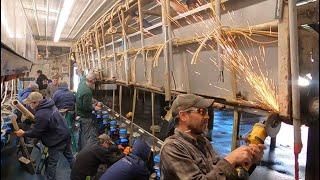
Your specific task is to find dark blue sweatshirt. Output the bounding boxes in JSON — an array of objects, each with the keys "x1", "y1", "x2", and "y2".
[
  {"x1": 100, "y1": 139, "x2": 151, "y2": 180},
  {"x1": 24, "y1": 99, "x2": 70, "y2": 147},
  {"x1": 52, "y1": 86, "x2": 76, "y2": 110}
]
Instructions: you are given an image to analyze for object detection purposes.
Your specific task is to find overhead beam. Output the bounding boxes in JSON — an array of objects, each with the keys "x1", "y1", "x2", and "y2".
[{"x1": 35, "y1": 40, "x2": 73, "y2": 47}]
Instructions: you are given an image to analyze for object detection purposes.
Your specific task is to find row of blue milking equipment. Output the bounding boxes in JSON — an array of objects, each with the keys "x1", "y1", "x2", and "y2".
[{"x1": 92, "y1": 104, "x2": 161, "y2": 179}]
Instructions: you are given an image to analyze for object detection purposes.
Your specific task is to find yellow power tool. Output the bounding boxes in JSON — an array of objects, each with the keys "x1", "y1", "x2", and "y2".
[{"x1": 236, "y1": 113, "x2": 282, "y2": 179}]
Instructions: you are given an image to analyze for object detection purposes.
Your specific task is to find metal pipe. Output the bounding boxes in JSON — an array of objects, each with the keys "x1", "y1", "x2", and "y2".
[
  {"x1": 162, "y1": 0, "x2": 172, "y2": 101},
  {"x1": 32, "y1": 0, "x2": 41, "y2": 36},
  {"x1": 111, "y1": 35, "x2": 117, "y2": 78},
  {"x1": 10, "y1": 114, "x2": 32, "y2": 160},
  {"x1": 1, "y1": 82, "x2": 9, "y2": 105},
  {"x1": 46, "y1": 0, "x2": 49, "y2": 58},
  {"x1": 112, "y1": 89, "x2": 115, "y2": 110},
  {"x1": 288, "y1": 1, "x2": 302, "y2": 179},
  {"x1": 12, "y1": 100, "x2": 35, "y2": 121},
  {"x1": 215, "y1": 0, "x2": 224, "y2": 82},
  {"x1": 121, "y1": 10, "x2": 130, "y2": 84},
  {"x1": 151, "y1": 92, "x2": 156, "y2": 150},
  {"x1": 90, "y1": 46, "x2": 95, "y2": 69},
  {"x1": 66, "y1": 0, "x2": 93, "y2": 38},
  {"x1": 119, "y1": 85, "x2": 122, "y2": 116},
  {"x1": 100, "y1": 20, "x2": 107, "y2": 71},
  {"x1": 94, "y1": 25, "x2": 102, "y2": 71},
  {"x1": 138, "y1": 0, "x2": 147, "y2": 84},
  {"x1": 182, "y1": 50, "x2": 191, "y2": 93},
  {"x1": 130, "y1": 88, "x2": 137, "y2": 146},
  {"x1": 231, "y1": 108, "x2": 240, "y2": 150}
]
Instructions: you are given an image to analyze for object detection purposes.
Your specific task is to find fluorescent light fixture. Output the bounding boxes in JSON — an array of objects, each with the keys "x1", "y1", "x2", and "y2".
[
  {"x1": 1, "y1": 9, "x2": 14, "y2": 38},
  {"x1": 297, "y1": 0, "x2": 317, "y2": 6},
  {"x1": 54, "y1": 0, "x2": 75, "y2": 42},
  {"x1": 298, "y1": 76, "x2": 310, "y2": 87},
  {"x1": 306, "y1": 73, "x2": 312, "y2": 80}
]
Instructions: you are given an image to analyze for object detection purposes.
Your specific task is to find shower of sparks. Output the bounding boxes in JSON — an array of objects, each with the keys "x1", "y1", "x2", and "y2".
[
  {"x1": 165, "y1": 1, "x2": 279, "y2": 112},
  {"x1": 78, "y1": 1, "x2": 280, "y2": 112}
]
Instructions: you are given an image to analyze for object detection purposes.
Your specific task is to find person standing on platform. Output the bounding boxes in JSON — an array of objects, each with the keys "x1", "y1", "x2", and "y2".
[
  {"x1": 14, "y1": 92, "x2": 74, "y2": 180},
  {"x1": 76, "y1": 71, "x2": 100, "y2": 150}
]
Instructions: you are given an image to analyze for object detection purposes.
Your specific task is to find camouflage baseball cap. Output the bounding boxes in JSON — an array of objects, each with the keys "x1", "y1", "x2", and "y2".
[
  {"x1": 23, "y1": 92, "x2": 43, "y2": 104},
  {"x1": 164, "y1": 94, "x2": 214, "y2": 121}
]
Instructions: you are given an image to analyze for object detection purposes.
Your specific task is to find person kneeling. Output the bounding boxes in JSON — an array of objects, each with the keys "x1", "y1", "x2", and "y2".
[{"x1": 70, "y1": 134, "x2": 124, "y2": 180}]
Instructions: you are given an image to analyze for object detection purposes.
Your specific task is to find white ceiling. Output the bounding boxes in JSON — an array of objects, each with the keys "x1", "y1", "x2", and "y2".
[{"x1": 21, "y1": 0, "x2": 118, "y2": 43}]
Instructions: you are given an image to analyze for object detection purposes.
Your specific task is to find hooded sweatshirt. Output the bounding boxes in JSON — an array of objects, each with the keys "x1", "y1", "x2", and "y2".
[
  {"x1": 24, "y1": 99, "x2": 70, "y2": 147},
  {"x1": 52, "y1": 86, "x2": 76, "y2": 110},
  {"x1": 18, "y1": 87, "x2": 33, "y2": 103},
  {"x1": 100, "y1": 139, "x2": 151, "y2": 180}
]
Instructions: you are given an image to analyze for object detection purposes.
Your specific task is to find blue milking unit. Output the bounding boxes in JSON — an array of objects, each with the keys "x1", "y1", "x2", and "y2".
[
  {"x1": 1, "y1": 116, "x2": 13, "y2": 151},
  {"x1": 153, "y1": 154, "x2": 161, "y2": 179},
  {"x1": 1, "y1": 116, "x2": 14, "y2": 167},
  {"x1": 119, "y1": 128, "x2": 128, "y2": 147}
]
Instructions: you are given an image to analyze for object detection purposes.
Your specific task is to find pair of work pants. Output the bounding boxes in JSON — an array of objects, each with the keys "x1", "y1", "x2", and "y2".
[
  {"x1": 46, "y1": 137, "x2": 74, "y2": 180},
  {"x1": 78, "y1": 117, "x2": 98, "y2": 151}
]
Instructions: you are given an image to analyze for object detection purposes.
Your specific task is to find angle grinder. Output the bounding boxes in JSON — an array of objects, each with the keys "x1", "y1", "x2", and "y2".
[{"x1": 236, "y1": 113, "x2": 282, "y2": 179}]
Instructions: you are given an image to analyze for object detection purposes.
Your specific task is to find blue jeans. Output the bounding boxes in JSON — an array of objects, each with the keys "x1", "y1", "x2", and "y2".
[
  {"x1": 78, "y1": 117, "x2": 98, "y2": 151},
  {"x1": 46, "y1": 137, "x2": 74, "y2": 180}
]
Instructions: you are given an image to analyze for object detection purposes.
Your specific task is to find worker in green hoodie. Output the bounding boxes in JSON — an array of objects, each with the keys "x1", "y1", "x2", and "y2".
[{"x1": 76, "y1": 71, "x2": 101, "y2": 150}]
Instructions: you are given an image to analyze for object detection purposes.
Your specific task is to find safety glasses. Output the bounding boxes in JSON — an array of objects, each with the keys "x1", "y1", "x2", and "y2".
[{"x1": 185, "y1": 108, "x2": 208, "y2": 116}]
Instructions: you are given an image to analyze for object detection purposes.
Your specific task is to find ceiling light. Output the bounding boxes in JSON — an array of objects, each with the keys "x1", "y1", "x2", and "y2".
[
  {"x1": 298, "y1": 76, "x2": 310, "y2": 87},
  {"x1": 54, "y1": 0, "x2": 75, "y2": 42}
]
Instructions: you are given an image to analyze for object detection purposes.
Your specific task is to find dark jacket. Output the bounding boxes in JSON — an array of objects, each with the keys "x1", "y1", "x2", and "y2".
[
  {"x1": 70, "y1": 143, "x2": 124, "y2": 180},
  {"x1": 160, "y1": 129, "x2": 238, "y2": 180},
  {"x1": 100, "y1": 139, "x2": 151, "y2": 180},
  {"x1": 36, "y1": 74, "x2": 48, "y2": 90},
  {"x1": 76, "y1": 81, "x2": 93, "y2": 118},
  {"x1": 24, "y1": 99, "x2": 70, "y2": 147},
  {"x1": 52, "y1": 86, "x2": 76, "y2": 110},
  {"x1": 18, "y1": 87, "x2": 33, "y2": 103}
]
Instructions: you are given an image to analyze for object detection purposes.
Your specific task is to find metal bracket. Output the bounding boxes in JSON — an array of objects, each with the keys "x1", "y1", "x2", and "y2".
[{"x1": 275, "y1": 0, "x2": 284, "y2": 19}]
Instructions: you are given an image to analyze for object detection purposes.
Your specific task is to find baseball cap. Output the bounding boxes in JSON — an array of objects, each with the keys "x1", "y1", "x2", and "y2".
[
  {"x1": 164, "y1": 94, "x2": 214, "y2": 121},
  {"x1": 23, "y1": 92, "x2": 43, "y2": 104},
  {"x1": 98, "y1": 134, "x2": 114, "y2": 144}
]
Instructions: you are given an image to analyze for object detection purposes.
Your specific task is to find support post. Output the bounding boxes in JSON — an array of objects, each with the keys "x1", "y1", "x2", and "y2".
[
  {"x1": 215, "y1": 0, "x2": 224, "y2": 82},
  {"x1": 119, "y1": 85, "x2": 123, "y2": 116},
  {"x1": 231, "y1": 108, "x2": 240, "y2": 150},
  {"x1": 138, "y1": 0, "x2": 147, "y2": 84},
  {"x1": 112, "y1": 88, "x2": 116, "y2": 110},
  {"x1": 130, "y1": 88, "x2": 137, "y2": 146},
  {"x1": 182, "y1": 50, "x2": 191, "y2": 93},
  {"x1": 161, "y1": 0, "x2": 173, "y2": 101},
  {"x1": 151, "y1": 92, "x2": 156, "y2": 150},
  {"x1": 278, "y1": 3, "x2": 291, "y2": 117},
  {"x1": 121, "y1": 9, "x2": 130, "y2": 84},
  {"x1": 94, "y1": 25, "x2": 102, "y2": 72},
  {"x1": 288, "y1": 1, "x2": 302, "y2": 179}
]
